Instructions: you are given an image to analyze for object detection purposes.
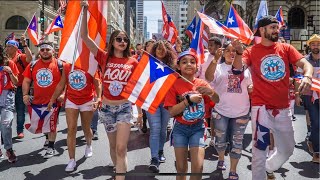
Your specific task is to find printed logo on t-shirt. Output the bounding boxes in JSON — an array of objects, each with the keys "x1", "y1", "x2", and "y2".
[
  {"x1": 68, "y1": 70, "x2": 87, "y2": 91},
  {"x1": 227, "y1": 71, "x2": 242, "y2": 93},
  {"x1": 260, "y1": 55, "x2": 285, "y2": 82},
  {"x1": 36, "y1": 68, "x2": 53, "y2": 87},
  {"x1": 3, "y1": 75, "x2": 8, "y2": 87},
  {"x1": 183, "y1": 95, "x2": 205, "y2": 122},
  {"x1": 109, "y1": 80, "x2": 123, "y2": 96}
]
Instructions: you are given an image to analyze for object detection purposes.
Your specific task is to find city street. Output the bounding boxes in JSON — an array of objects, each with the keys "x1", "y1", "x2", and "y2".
[{"x1": 0, "y1": 107, "x2": 319, "y2": 180}]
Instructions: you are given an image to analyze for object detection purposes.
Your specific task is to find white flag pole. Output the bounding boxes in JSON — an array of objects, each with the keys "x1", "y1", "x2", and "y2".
[
  {"x1": 71, "y1": 6, "x2": 84, "y2": 72},
  {"x1": 23, "y1": 12, "x2": 37, "y2": 35}
]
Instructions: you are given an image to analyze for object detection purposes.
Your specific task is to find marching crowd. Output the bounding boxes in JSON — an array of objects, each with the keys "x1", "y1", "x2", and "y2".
[{"x1": 0, "y1": 3, "x2": 319, "y2": 179}]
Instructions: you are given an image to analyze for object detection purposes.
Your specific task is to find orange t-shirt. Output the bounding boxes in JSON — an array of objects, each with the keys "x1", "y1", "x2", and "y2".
[
  {"x1": 65, "y1": 64, "x2": 98, "y2": 105},
  {"x1": 11, "y1": 52, "x2": 29, "y2": 86},
  {"x1": 242, "y1": 42, "x2": 302, "y2": 109},
  {"x1": 23, "y1": 58, "x2": 63, "y2": 105},
  {"x1": 94, "y1": 48, "x2": 138, "y2": 100},
  {"x1": 164, "y1": 78, "x2": 213, "y2": 125},
  {"x1": 2, "y1": 60, "x2": 19, "y2": 90}
]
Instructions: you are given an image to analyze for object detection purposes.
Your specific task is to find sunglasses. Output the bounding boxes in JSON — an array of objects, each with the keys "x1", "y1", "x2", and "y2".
[
  {"x1": 115, "y1": 37, "x2": 129, "y2": 43},
  {"x1": 40, "y1": 48, "x2": 51, "y2": 52}
]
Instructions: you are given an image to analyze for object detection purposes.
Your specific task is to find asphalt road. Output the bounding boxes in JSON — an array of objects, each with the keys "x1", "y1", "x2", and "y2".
[{"x1": 0, "y1": 107, "x2": 319, "y2": 180}]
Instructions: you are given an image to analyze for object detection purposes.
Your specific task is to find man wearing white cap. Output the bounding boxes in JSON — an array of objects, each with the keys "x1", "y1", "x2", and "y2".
[{"x1": 5, "y1": 35, "x2": 32, "y2": 139}]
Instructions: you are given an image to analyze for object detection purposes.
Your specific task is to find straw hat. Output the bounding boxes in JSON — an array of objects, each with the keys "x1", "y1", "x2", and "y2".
[{"x1": 307, "y1": 34, "x2": 320, "y2": 46}]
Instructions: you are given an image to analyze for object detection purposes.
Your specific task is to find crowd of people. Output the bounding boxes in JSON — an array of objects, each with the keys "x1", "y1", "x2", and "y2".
[{"x1": 0, "y1": 4, "x2": 319, "y2": 179}]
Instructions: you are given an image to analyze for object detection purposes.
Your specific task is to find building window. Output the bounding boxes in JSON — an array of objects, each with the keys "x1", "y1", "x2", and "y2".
[
  {"x1": 5, "y1": 15, "x2": 28, "y2": 30},
  {"x1": 288, "y1": 7, "x2": 305, "y2": 29}
]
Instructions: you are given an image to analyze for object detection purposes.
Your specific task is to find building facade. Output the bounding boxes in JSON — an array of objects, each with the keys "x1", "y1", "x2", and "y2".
[
  {"x1": 107, "y1": 0, "x2": 125, "y2": 43},
  {"x1": 136, "y1": 0, "x2": 144, "y2": 44},
  {"x1": 157, "y1": 19, "x2": 163, "y2": 34}
]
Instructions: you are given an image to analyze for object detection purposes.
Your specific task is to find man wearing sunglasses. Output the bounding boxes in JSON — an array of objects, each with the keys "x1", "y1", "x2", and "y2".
[
  {"x1": 22, "y1": 41, "x2": 65, "y2": 159},
  {"x1": 5, "y1": 35, "x2": 32, "y2": 139}
]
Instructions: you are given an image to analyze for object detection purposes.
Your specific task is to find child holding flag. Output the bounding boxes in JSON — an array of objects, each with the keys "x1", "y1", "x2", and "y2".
[{"x1": 164, "y1": 51, "x2": 219, "y2": 180}]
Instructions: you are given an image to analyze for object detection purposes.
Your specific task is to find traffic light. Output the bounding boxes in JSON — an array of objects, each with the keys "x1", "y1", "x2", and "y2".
[
  {"x1": 307, "y1": 15, "x2": 314, "y2": 27},
  {"x1": 40, "y1": 10, "x2": 45, "y2": 32}
]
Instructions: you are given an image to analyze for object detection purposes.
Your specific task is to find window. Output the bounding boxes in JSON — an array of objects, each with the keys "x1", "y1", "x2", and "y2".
[
  {"x1": 5, "y1": 15, "x2": 28, "y2": 30},
  {"x1": 288, "y1": 7, "x2": 305, "y2": 29}
]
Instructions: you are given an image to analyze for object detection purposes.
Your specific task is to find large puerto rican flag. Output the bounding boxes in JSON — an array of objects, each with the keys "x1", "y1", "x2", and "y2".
[
  {"x1": 189, "y1": 16, "x2": 205, "y2": 65},
  {"x1": 185, "y1": 16, "x2": 196, "y2": 40},
  {"x1": 275, "y1": 6, "x2": 285, "y2": 28},
  {"x1": 27, "y1": 15, "x2": 39, "y2": 46},
  {"x1": 161, "y1": 1, "x2": 178, "y2": 44},
  {"x1": 45, "y1": 15, "x2": 64, "y2": 35},
  {"x1": 58, "y1": 1, "x2": 107, "y2": 76},
  {"x1": 25, "y1": 104, "x2": 60, "y2": 134},
  {"x1": 225, "y1": 5, "x2": 253, "y2": 45},
  {"x1": 121, "y1": 52, "x2": 179, "y2": 114}
]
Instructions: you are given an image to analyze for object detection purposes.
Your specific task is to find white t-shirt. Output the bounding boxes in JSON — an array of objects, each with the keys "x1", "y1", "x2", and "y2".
[
  {"x1": 212, "y1": 63, "x2": 252, "y2": 118},
  {"x1": 197, "y1": 52, "x2": 215, "y2": 80}
]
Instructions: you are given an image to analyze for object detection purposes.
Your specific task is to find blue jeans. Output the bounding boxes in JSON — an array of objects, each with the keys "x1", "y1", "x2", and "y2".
[
  {"x1": 213, "y1": 112, "x2": 249, "y2": 159},
  {"x1": 309, "y1": 99, "x2": 319, "y2": 153},
  {"x1": 15, "y1": 86, "x2": 26, "y2": 134},
  {"x1": 0, "y1": 90, "x2": 15, "y2": 150},
  {"x1": 171, "y1": 120, "x2": 206, "y2": 148},
  {"x1": 146, "y1": 104, "x2": 171, "y2": 159},
  {"x1": 91, "y1": 110, "x2": 99, "y2": 132}
]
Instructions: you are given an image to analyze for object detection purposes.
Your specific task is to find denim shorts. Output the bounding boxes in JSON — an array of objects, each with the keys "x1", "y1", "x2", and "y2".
[
  {"x1": 100, "y1": 102, "x2": 132, "y2": 133},
  {"x1": 171, "y1": 120, "x2": 206, "y2": 148}
]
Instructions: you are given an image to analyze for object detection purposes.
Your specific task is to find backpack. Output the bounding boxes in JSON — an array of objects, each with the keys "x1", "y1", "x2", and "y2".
[{"x1": 17, "y1": 54, "x2": 26, "y2": 70}]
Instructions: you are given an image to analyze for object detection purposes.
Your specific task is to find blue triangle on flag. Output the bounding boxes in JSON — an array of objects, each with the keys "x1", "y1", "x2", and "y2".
[
  {"x1": 226, "y1": 7, "x2": 239, "y2": 28},
  {"x1": 54, "y1": 16, "x2": 63, "y2": 28},
  {"x1": 149, "y1": 55, "x2": 175, "y2": 83}
]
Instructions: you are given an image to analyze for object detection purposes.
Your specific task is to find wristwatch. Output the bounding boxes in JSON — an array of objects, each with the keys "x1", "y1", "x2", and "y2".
[{"x1": 185, "y1": 95, "x2": 193, "y2": 106}]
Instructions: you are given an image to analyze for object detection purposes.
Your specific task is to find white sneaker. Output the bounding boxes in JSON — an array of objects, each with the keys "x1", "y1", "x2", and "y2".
[
  {"x1": 85, "y1": 145, "x2": 93, "y2": 158},
  {"x1": 43, "y1": 148, "x2": 55, "y2": 159},
  {"x1": 65, "y1": 159, "x2": 76, "y2": 172}
]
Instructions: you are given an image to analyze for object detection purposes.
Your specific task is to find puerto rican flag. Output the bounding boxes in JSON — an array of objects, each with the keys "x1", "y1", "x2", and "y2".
[
  {"x1": 121, "y1": 52, "x2": 179, "y2": 114},
  {"x1": 197, "y1": 11, "x2": 237, "y2": 39},
  {"x1": 275, "y1": 6, "x2": 285, "y2": 28},
  {"x1": 190, "y1": 16, "x2": 205, "y2": 65},
  {"x1": 59, "y1": 1, "x2": 108, "y2": 76},
  {"x1": 161, "y1": 1, "x2": 178, "y2": 44},
  {"x1": 225, "y1": 5, "x2": 253, "y2": 45},
  {"x1": 294, "y1": 74, "x2": 320, "y2": 93},
  {"x1": 45, "y1": 15, "x2": 64, "y2": 35},
  {"x1": 185, "y1": 16, "x2": 196, "y2": 40},
  {"x1": 253, "y1": 0, "x2": 268, "y2": 33},
  {"x1": 254, "y1": 108, "x2": 270, "y2": 151},
  {"x1": 25, "y1": 104, "x2": 60, "y2": 134},
  {"x1": 27, "y1": 15, "x2": 39, "y2": 46},
  {"x1": 5, "y1": 32, "x2": 16, "y2": 41}
]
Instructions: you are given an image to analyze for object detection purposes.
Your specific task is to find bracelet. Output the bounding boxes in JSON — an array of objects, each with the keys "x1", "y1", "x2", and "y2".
[
  {"x1": 22, "y1": 45, "x2": 27, "y2": 47},
  {"x1": 304, "y1": 76, "x2": 312, "y2": 81},
  {"x1": 236, "y1": 50, "x2": 243, "y2": 55},
  {"x1": 185, "y1": 95, "x2": 193, "y2": 106}
]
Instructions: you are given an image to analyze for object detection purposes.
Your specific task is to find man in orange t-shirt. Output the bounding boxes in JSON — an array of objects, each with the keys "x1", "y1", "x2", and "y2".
[
  {"x1": 5, "y1": 35, "x2": 32, "y2": 139},
  {"x1": 22, "y1": 41, "x2": 65, "y2": 159},
  {"x1": 241, "y1": 15, "x2": 313, "y2": 179}
]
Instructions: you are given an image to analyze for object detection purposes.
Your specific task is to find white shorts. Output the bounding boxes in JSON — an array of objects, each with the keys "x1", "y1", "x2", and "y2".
[{"x1": 65, "y1": 98, "x2": 93, "y2": 112}]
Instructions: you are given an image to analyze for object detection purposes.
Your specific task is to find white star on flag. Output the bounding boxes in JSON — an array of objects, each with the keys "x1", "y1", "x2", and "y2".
[
  {"x1": 32, "y1": 22, "x2": 35, "y2": 27},
  {"x1": 228, "y1": 17, "x2": 235, "y2": 25},
  {"x1": 57, "y1": 20, "x2": 61, "y2": 25},
  {"x1": 155, "y1": 62, "x2": 165, "y2": 72},
  {"x1": 191, "y1": 23, "x2": 194, "y2": 29},
  {"x1": 257, "y1": 126, "x2": 268, "y2": 143}
]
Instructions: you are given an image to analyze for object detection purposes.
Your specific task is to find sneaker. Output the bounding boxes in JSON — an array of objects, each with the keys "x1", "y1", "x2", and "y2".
[
  {"x1": 43, "y1": 139, "x2": 49, "y2": 150},
  {"x1": 85, "y1": 145, "x2": 93, "y2": 158},
  {"x1": 6, "y1": 149, "x2": 17, "y2": 163},
  {"x1": 0, "y1": 149, "x2": 4, "y2": 159},
  {"x1": 141, "y1": 125, "x2": 147, "y2": 134},
  {"x1": 158, "y1": 150, "x2": 166, "y2": 163},
  {"x1": 92, "y1": 131, "x2": 99, "y2": 140},
  {"x1": 312, "y1": 153, "x2": 320, "y2": 164},
  {"x1": 266, "y1": 171, "x2": 275, "y2": 180},
  {"x1": 292, "y1": 115, "x2": 297, "y2": 121},
  {"x1": 17, "y1": 133, "x2": 24, "y2": 139},
  {"x1": 149, "y1": 157, "x2": 159, "y2": 173},
  {"x1": 217, "y1": 160, "x2": 226, "y2": 170},
  {"x1": 65, "y1": 159, "x2": 77, "y2": 172},
  {"x1": 43, "y1": 148, "x2": 55, "y2": 159}
]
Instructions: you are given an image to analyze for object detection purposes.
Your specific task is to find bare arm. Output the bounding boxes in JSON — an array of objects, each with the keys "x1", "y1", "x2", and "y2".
[
  {"x1": 3, "y1": 66, "x2": 18, "y2": 85},
  {"x1": 49, "y1": 69, "x2": 67, "y2": 103},
  {"x1": 295, "y1": 58, "x2": 313, "y2": 93},
  {"x1": 93, "y1": 78, "x2": 102, "y2": 99},
  {"x1": 20, "y1": 34, "x2": 32, "y2": 62},
  {"x1": 231, "y1": 39, "x2": 244, "y2": 70},
  {"x1": 22, "y1": 77, "x2": 32, "y2": 105},
  {"x1": 80, "y1": 0, "x2": 99, "y2": 57},
  {"x1": 167, "y1": 99, "x2": 189, "y2": 117},
  {"x1": 205, "y1": 48, "x2": 222, "y2": 82}
]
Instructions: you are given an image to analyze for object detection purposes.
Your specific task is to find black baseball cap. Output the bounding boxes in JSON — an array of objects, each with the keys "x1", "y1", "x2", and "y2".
[{"x1": 254, "y1": 15, "x2": 279, "y2": 37}]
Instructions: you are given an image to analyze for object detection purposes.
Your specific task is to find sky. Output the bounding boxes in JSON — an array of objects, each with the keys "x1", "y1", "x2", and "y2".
[{"x1": 144, "y1": 1, "x2": 162, "y2": 36}]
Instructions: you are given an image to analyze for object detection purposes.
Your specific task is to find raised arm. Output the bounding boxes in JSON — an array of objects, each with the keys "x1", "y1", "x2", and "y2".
[
  {"x1": 20, "y1": 34, "x2": 32, "y2": 63},
  {"x1": 47, "y1": 69, "x2": 67, "y2": 110},
  {"x1": 205, "y1": 48, "x2": 222, "y2": 82},
  {"x1": 80, "y1": 0, "x2": 99, "y2": 57}
]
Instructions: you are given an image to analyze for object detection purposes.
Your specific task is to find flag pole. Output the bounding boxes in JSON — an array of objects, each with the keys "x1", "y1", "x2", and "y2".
[
  {"x1": 143, "y1": 51, "x2": 195, "y2": 86},
  {"x1": 24, "y1": 12, "x2": 37, "y2": 35},
  {"x1": 71, "y1": 6, "x2": 84, "y2": 72}
]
